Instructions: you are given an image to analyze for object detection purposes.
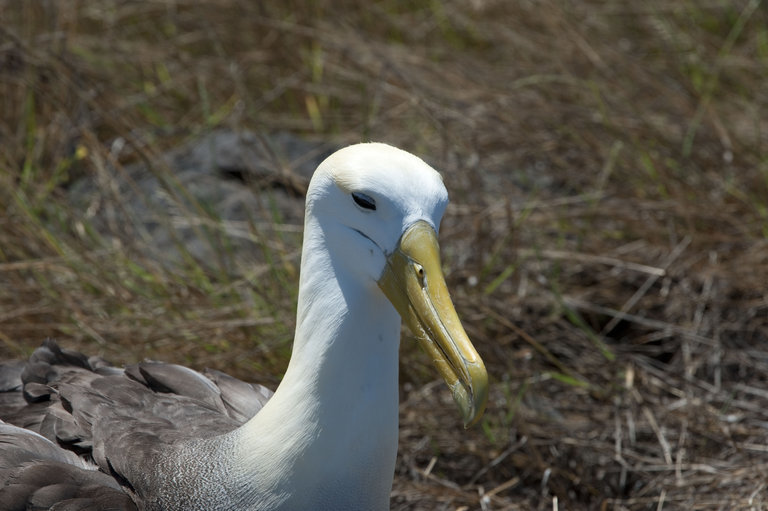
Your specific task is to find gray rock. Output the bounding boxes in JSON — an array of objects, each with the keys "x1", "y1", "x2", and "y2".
[{"x1": 69, "y1": 130, "x2": 337, "y2": 273}]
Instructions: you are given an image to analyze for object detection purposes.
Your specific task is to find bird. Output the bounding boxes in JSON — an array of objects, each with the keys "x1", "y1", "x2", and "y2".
[{"x1": 0, "y1": 142, "x2": 488, "y2": 510}]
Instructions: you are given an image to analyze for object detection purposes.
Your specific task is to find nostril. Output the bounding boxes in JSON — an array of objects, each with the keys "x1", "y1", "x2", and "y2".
[{"x1": 414, "y1": 263, "x2": 425, "y2": 287}]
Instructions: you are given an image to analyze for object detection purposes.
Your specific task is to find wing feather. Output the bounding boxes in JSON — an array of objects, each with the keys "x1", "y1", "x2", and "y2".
[{"x1": 0, "y1": 340, "x2": 273, "y2": 509}]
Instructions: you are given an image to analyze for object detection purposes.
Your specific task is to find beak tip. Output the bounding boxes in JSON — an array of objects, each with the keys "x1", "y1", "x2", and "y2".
[
  {"x1": 454, "y1": 365, "x2": 489, "y2": 428},
  {"x1": 459, "y1": 402, "x2": 485, "y2": 429}
]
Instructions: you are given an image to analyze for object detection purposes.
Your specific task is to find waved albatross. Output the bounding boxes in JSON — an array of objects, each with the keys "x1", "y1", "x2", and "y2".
[{"x1": 0, "y1": 142, "x2": 488, "y2": 510}]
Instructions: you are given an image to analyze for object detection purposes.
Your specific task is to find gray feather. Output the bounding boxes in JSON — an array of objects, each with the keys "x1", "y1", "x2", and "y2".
[
  {"x1": 203, "y1": 368, "x2": 273, "y2": 421},
  {"x1": 0, "y1": 340, "x2": 274, "y2": 509},
  {"x1": 0, "y1": 360, "x2": 24, "y2": 392}
]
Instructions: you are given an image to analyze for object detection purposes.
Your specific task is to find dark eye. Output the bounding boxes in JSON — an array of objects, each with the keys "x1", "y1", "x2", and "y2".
[{"x1": 352, "y1": 192, "x2": 376, "y2": 211}]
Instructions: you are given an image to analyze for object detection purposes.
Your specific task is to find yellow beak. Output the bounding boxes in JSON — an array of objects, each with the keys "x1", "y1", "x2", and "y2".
[{"x1": 378, "y1": 221, "x2": 488, "y2": 427}]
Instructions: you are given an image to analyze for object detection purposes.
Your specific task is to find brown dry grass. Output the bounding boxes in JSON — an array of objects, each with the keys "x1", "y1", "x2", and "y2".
[{"x1": 2, "y1": 1, "x2": 768, "y2": 509}]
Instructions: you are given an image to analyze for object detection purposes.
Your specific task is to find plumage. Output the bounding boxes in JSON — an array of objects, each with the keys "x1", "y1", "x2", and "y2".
[{"x1": 0, "y1": 143, "x2": 487, "y2": 510}]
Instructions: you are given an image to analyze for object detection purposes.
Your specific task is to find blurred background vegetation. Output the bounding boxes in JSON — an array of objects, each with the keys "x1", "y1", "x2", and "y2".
[{"x1": 1, "y1": 1, "x2": 767, "y2": 509}]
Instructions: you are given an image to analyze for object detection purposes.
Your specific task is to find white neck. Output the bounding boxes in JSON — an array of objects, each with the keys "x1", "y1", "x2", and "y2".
[{"x1": 230, "y1": 214, "x2": 401, "y2": 510}]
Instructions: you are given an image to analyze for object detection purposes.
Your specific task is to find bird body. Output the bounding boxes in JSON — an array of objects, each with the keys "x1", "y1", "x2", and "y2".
[{"x1": 0, "y1": 143, "x2": 487, "y2": 510}]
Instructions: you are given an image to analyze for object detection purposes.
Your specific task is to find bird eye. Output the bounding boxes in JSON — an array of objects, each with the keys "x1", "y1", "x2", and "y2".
[{"x1": 352, "y1": 192, "x2": 376, "y2": 211}]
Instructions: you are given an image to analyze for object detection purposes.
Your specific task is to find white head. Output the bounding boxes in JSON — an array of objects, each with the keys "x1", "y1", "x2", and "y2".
[{"x1": 305, "y1": 142, "x2": 449, "y2": 286}]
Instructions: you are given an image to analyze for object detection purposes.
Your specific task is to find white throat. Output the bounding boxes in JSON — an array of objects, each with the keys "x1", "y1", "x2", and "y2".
[{"x1": 230, "y1": 213, "x2": 401, "y2": 510}]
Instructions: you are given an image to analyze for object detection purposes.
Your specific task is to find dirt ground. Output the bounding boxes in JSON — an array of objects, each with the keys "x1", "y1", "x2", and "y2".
[{"x1": 1, "y1": 2, "x2": 767, "y2": 509}]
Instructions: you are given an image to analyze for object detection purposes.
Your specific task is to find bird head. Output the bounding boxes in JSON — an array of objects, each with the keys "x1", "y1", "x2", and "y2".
[{"x1": 306, "y1": 143, "x2": 488, "y2": 427}]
